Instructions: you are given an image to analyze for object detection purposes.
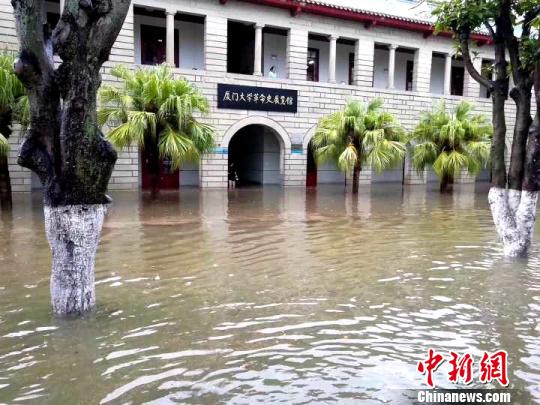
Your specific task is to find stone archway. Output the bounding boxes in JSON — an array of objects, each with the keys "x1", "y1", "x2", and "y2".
[
  {"x1": 222, "y1": 116, "x2": 291, "y2": 150},
  {"x1": 224, "y1": 117, "x2": 291, "y2": 187}
]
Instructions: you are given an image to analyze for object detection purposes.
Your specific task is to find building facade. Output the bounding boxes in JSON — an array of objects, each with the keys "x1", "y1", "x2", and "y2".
[{"x1": 1, "y1": 0, "x2": 508, "y2": 191}]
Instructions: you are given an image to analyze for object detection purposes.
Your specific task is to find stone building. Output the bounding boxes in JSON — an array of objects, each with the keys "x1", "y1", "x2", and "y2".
[{"x1": 1, "y1": 0, "x2": 506, "y2": 191}]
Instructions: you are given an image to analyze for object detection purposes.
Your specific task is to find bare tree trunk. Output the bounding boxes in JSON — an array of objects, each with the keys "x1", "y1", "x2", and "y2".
[
  {"x1": 0, "y1": 153, "x2": 12, "y2": 210},
  {"x1": 488, "y1": 38, "x2": 540, "y2": 257},
  {"x1": 13, "y1": 0, "x2": 131, "y2": 316},
  {"x1": 145, "y1": 134, "x2": 161, "y2": 198},
  {"x1": 352, "y1": 164, "x2": 360, "y2": 194},
  {"x1": 440, "y1": 173, "x2": 453, "y2": 193}
]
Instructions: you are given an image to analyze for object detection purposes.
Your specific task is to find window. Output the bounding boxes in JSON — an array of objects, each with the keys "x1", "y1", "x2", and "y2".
[
  {"x1": 349, "y1": 53, "x2": 354, "y2": 85},
  {"x1": 307, "y1": 48, "x2": 319, "y2": 82},
  {"x1": 227, "y1": 21, "x2": 255, "y2": 74},
  {"x1": 140, "y1": 24, "x2": 179, "y2": 67},
  {"x1": 451, "y1": 66, "x2": 464, "y2": 96},
  {"x1": 406, "y1": 60, "x2": 414, "y2": 91}
]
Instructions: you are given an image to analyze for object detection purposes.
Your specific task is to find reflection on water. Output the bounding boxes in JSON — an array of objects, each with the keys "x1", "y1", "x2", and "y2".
[{"x1": 0, "y1": 184, "x2": 539, "y2": 403}]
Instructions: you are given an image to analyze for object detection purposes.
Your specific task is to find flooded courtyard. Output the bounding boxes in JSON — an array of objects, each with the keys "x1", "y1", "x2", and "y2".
[{"x1": 0, "y1": 184, "x2": 539, "y2": 403}]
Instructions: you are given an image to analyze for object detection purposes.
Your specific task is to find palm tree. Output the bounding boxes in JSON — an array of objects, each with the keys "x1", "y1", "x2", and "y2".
[
  {"x1": 410, "y1": 101, "x2": 492, "y2": 193},
  {"x1": 0, "y1": 52, "x2": 29, "y2": 209},
  {"x1": 311, "y1": 98, "x2": 406, "y2": 193},
  {"x1": 98, "y1": 64, "x2": 215, "y2": 195}
]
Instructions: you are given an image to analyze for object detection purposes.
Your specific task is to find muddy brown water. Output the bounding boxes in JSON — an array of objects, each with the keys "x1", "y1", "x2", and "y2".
[{"x1": 0, "y1": 184, "x2": 539, "y2": 403}]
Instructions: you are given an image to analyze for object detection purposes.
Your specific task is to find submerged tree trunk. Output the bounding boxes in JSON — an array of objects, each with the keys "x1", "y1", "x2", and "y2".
[
  {"x1": 13, "y1": 0, "x2": 131, "y2": 316},
  {"x1": 45, "y1": 204, "x2": 106, "y2": 315},
  {"x1": 440, "y1": 173, "x2": 453, "y2": 193},
  {"x1": 145, "y1": 134, "x2": 161, "y2": 197},
  {"x1": 0, "y1": 153, "x2": 12, "y2": 210},
  {"x1": 352, "y1": 165, "x2": 360, "y2": 194},
  {"x1": 487, "y1": 39, "x2": 540, "y2": 257}
]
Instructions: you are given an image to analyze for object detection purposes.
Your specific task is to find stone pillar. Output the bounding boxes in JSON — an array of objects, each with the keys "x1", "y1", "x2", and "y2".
[
  {"x1": 413, "y1": 47, "x2": 432, "y2": 93},
  {"x1": 354, "y1": 38, "x2": 374, "y2": 87},
  {"x1": 166, "y1": 10, "x2": 176, "y2": 67},
  {"x1": 387, "y1": 44, "x2": 397, "y2": 89},
  {"x1": 328, "y1": 35, "x2": 338, "y2": 83},
  {"x1": 463, "y1": 56, "x2": 482, "y2": 98},
  {"x1": 254, "y1": 23, "x2": 264, "y2": 76},
  {"x1": 444, "y1": 53, "x2": 452, "y2": 95},
  {"x1": 287, "y1": 28, "x2": 308, "y2": 80},
  {"x1": 109, "y1": 3, "x2": 134, "y2": 65},
  {"x1": 205, "y1": 15, "x2": 227, "y2": 72}
]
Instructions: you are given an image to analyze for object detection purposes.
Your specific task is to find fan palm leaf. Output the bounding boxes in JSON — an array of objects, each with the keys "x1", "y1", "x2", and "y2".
[
  {"x1": 410, "y1": 100, "x2": 492, "y2": 190},
  {"x1": 98, "y1": 64, "x2": 216, "y2": 185},
  {"x1": 311, "y1": 98, "x2": 406, "y2": 180}
]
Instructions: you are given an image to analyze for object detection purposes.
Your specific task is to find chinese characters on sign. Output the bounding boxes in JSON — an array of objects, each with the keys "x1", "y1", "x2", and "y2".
[
  {"x1": 417, "y1": 349, "x2": 508, "y2": 388},
  {"x1": 217, "y1": 84, "x2": 298, "y2": 113}
]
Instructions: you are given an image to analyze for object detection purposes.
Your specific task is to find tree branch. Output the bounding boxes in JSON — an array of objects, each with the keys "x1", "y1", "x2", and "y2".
[
  {"x1": 459, "y1": 31, "x2": 493, "y2": 91},
  {"x1": 12, "y1": 0, "x2": 60, "y2": 182}
]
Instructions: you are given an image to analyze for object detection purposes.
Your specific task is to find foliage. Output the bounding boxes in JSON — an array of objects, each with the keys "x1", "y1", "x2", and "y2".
[
  {"x1": 410, "y1": 101, "x2": 492, "y2": 180},
  {"x1": 433, "y1": 0, "x2": 539, "y2": 74},
  {"x1": 0, "y1": 51, "x2": 29, "y2": 157},
  {"x1": 311, "y1": 99, "x2": 406, "y2": 174},
  {"x1": 98, "y1": 64, "x2": 215, "y2": 169}
]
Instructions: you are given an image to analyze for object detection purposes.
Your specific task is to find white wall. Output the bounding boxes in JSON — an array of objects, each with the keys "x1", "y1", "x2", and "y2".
[
  {"x1": 336, "y1": 42, "x2": 355, "y2": 84},
  {"x1": 373, "y1": 48, "x2": 389, "y2": 88},
  {"x1": 372, "y1": 160, "x2": 404, "y2": 183},
  {"x1": 134, "y1": 14, "x2": 204, "y2": 70},
  {"x1": 263, "y1": 129, "x2": 282, "y2": 184},
  {"x1": 180, "y1": 162, "x2": 199, "y2": 187},
  {"x1": 263, "y1": 32, "x2": 287, "y2": 79},
  {"x1": 430, "y1": 54, "x2": 445, "y2": 94},
  {"x1": 317, "y1": 163, "x2": 345, "y2": 184}
]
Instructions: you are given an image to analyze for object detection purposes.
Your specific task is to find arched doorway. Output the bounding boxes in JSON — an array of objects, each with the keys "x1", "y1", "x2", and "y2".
[{"x1": 228, "y1": 124, "x2": 284, "y2": 187}]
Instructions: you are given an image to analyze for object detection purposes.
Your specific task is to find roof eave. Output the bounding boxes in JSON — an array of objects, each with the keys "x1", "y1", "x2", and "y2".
[{"x1": 230, "y1": 0, "x2": 492, "y2": 46}]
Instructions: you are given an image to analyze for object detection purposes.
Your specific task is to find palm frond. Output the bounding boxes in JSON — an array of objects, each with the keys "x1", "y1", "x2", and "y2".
[
  {"x1": 0, "y1": 133, "x2": 9, "y2": 157},
  {"x1": 158, "y1": 126, "x2": 200, "y2": 169},
  {"x1": 337, "y1": 144, "x2": 358, "y2": 173},
  {"x1": 410, "y1": 100, "x2": 492, "y2": 185},
  {"x1": 98, "y1": 64, "x2": 215, "y2": 167}
]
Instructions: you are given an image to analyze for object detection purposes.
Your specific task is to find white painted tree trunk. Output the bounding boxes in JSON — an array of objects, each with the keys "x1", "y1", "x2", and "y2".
[
  {"x1": 488, "y1": 187, "x2": 538, "y2": 257},
  {"x1": 44, "y1": 204, "x2": 107, "y2": 316}
]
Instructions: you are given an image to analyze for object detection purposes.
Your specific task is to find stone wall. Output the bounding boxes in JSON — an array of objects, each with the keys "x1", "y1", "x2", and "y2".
[{"x1": 0, "y1": 0, "x2": 528, "y2": 191}]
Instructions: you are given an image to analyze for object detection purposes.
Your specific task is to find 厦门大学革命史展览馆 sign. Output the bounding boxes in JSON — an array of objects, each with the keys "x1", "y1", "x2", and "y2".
[{"x1": 217, "y1": 83, "x2": 297, "y2": 113}]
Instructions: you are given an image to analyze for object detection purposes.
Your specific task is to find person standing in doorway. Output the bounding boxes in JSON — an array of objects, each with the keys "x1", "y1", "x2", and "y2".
[
  {"x1": 228, "y1": 161, "x2": 239, "y2": 189},
  {"x1": 268, "y1": 66, "x2": 277, "y2": 79}
]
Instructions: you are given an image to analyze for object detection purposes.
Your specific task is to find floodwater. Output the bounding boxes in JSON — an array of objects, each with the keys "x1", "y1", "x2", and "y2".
[{"x1": 0, "y1": 184, "x2": 539, "y2": 404}]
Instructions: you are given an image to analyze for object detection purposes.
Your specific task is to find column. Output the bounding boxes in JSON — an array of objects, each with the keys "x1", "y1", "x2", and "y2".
[
  {"x1": 60, "y1": 0, "x2": 65, "y2": 13},
  {"x1": 328, "y1": 35, "x2": 338, "y2": 83},
  {"x1": 254, "y1": 23, "x2": 264, "y2": 76},
  {"x1": 463, "y1": 56, "x2": 482, "y2": 98},
  {"x1": 205, "y1": 15, "x2": 227, "y2": 72},
  {"x1": 387, "y1": 44, "x2": 397, "y2": 89},
  {"x1": 353, "y1": 38, "x2": 374, "y2": 87},
  {"x1": 443, "y1": 53, "x2": 452, "y2": 95},
  {"x1": 412, "y1": 47, "x2": 432, "y2": 93},
  {"x1": 166, "y1": 10, "x2": 176, "y2": 67},
  {"x1": 287, "y1": 28, "x2": 308, "y2": 80}
]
